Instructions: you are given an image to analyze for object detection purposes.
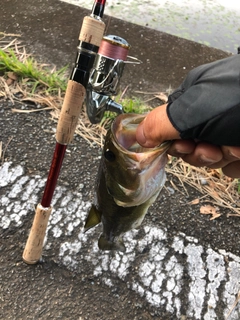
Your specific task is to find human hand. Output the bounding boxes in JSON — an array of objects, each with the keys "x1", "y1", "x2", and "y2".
[{"x1": 136, "y1": 104, "x2": 240, "y2": 178}]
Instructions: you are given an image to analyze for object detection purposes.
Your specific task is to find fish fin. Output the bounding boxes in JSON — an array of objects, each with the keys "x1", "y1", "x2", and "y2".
[
  {"x1": 98, "y1": 234, "x2": 126, "y2": 252},
  {"x1": 84, "y1": 204, "x2": 102, "y2": 232}
]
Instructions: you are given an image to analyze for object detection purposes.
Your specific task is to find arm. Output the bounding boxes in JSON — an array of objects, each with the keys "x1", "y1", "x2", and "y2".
[
  {"x1": 136, "y1": 55, "x2": 240, "y2": 178},
  {"x1": 167, "y1": 54, "x2": 240, "y2": 146}
]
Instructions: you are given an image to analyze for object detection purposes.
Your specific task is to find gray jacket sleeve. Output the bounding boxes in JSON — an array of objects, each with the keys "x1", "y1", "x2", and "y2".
[{"x1": 167, "y1": 54, "x2": 240, "y2": 146}]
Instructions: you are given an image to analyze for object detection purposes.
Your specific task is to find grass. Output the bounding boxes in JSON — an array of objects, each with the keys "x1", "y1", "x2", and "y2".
[
  {"x1": 1, "y1": 32, "x2": 240, "y2": 217},
  {"x1": 0, "y1": 33, "x2": 68, "y2": 94},
  {"x1": 0, "y1": 48, "x2": 68, "y2": 93},
  {"x1": 0, "y1": 33, "x2": 152, "y2": 117},
  {"x1": 99, "y1": 95, "x2": 153, "y2": 127}
]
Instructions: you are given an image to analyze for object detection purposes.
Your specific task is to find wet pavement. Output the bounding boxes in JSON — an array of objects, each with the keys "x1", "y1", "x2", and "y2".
[
  {"x1": 62, "y1": 0, "x2": 240, "y2": 53},
  {"x1": 1, "y1": 0, "x2": 240, "y2": 319}
]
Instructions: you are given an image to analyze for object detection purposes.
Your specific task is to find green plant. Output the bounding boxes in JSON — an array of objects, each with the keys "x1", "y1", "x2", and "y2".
[
  {"x1": 237, "y1": 179, "x2": 240, "y2": 194},
  {"x1": 0, "y1": 48, "x2": 68, "y2": 93},
  {"x1": 98, "y1": 95, "x2": 152, "y2": 127}
]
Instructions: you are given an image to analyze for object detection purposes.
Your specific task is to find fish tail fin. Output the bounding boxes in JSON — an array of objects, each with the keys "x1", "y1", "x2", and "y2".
[
  {"x1": 98, "y1": 234, "x2": 126, "y2": 252},
  {"x1": 84, "y1": 204, "x2": 102, "y2": 232}
]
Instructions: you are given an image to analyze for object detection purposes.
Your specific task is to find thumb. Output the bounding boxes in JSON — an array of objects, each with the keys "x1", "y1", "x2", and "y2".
[{"x1": 136, "y1": 104, "x2": 180, "y2": 147}]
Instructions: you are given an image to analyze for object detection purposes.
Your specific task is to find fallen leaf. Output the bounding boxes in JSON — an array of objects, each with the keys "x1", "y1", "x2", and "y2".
[
  {"x1": 210, "y1": 213, "x2": 221, "y2": 220},
  {"x1": 200, "y1": 205, "x2": 221, "y2": 220},
  {"x1": 200, "y1": 205, "x2": 217, "y2": 214},
  {"x1": 7, "y1": 72, "x2": 18, "y2": 81}
]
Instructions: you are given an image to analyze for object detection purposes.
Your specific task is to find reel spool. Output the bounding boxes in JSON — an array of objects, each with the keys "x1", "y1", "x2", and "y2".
[{"x1": 86, "y1": 35, "x2": 140, "y2": 124}]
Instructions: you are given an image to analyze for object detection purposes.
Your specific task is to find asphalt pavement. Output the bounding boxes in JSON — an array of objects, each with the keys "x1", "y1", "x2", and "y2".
[
  {"x1": 63, "y1": 0, "x2": 240, "y2": 53},
  {"x1": 1, "y1": 0, "x2": 240, "y2": 319}
]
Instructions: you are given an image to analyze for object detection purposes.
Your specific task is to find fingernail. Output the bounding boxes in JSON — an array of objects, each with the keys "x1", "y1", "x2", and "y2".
[
  {"x1": 199, "y1": 155, "x2": 215, "y2": 164},
  {"x1": 229, "y1": 151, "x2": 240, "y2": 159},
  {"x1": 174, "y1": 148, "x2": 191, "y2": 156}
]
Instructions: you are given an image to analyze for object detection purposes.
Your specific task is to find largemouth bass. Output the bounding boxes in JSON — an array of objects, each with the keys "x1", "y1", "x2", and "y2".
[{"x1": 84, "y1": 113, "x2": 171, "y2": 251}]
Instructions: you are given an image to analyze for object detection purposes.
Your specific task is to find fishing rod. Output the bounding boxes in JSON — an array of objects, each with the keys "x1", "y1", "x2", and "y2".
[
  {"x1": 22, "y1": 0, "x2": 107, "y2": 264},
  {"x1": 23, "y1": 0, "x2": 140, "y2": 264}
]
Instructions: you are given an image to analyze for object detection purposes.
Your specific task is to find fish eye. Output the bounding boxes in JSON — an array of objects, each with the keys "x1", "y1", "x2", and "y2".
[{"x1": 104, "y1": 149, "x2": 116, "y2": 162}]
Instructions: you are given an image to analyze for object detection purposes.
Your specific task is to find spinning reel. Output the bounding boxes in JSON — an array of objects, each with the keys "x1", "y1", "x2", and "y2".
[{"x1": 86, "y1": 34, "x2": 141, "y2": 123}]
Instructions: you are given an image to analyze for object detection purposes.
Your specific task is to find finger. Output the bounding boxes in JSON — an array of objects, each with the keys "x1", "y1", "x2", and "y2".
[
  {"x1": 136, "y1": 104, "x2": 180, "y2": 147},
  {"x1": 205, "y1": 146, "x2": 240, "y2": 169},
  {"x1": 181, "y1": 142, "x2": 223, "y2": 167},
  {"x1": 221, "y1": 146, "x2": 240, "y2": 161},
  {"x1": 222, "y1": 161, "x2": 240, "y2": 178},
  {"x1": 167, "y1": 139, "x2": 196, "y2": 157}
]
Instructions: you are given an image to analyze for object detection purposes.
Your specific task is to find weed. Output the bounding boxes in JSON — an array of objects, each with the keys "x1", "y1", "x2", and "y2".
[{"x1": 0, "y1": 48, "x2": 68, "y2": 93}]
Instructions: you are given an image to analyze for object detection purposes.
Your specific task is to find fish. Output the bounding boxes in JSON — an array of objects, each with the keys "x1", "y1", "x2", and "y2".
[{"x1": 84, "y1": 113, "x2": 171, "y2": 251}]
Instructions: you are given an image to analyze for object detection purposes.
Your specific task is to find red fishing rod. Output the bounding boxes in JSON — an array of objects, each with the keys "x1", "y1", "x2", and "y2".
[{"x1": 22, "y1": 0, "x2": 106, "y2": 264}]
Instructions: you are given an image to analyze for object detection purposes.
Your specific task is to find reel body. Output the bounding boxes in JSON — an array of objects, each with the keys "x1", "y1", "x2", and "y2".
[{"x1": 86, "y1": 35, "x2": 140, "y2": 123}]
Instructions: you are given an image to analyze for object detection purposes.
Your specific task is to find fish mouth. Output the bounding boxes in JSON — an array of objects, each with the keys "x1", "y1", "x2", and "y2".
[
  {"x1": 112, "y1": 113, "x2": 171, "y2": 157},
  {"x1": 104, "y1": 113, "x2": 171, "y2": 207}
]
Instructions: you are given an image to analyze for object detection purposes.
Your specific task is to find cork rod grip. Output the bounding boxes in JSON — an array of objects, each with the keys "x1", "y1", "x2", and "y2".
[
  {"x1": 79, "y1": 16, "x2": 105, "y2": 47},
  {"x1": 22, "y1": 204, "x2": 52, "y2": 264},
  {"x1": 56, "y1": 80, "x2": 85, "y2": 144}
]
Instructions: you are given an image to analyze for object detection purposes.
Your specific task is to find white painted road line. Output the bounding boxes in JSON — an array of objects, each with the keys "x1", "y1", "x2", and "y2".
[{"x1": 1, "y1": 161, "x2": 240, "y2": 319}]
